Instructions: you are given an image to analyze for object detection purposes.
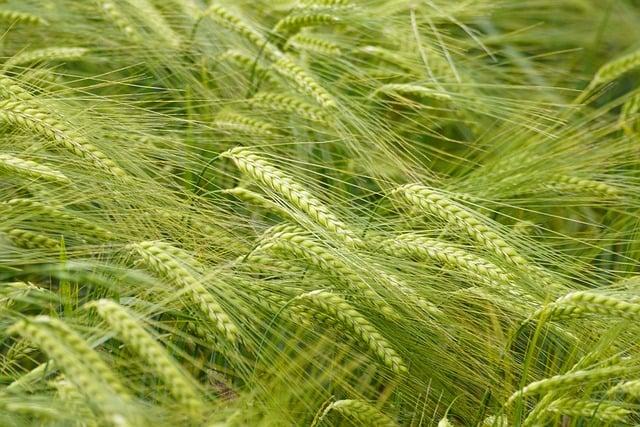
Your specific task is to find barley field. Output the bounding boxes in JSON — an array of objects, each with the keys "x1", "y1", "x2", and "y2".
[{"x1": 1, "y1": 0, "x2": 640, "y2": 426}]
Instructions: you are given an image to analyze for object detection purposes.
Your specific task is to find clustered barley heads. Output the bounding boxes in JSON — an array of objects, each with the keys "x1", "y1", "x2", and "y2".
[{"x1": 1, "y1": 0, "x2": 640, "y2": 426}]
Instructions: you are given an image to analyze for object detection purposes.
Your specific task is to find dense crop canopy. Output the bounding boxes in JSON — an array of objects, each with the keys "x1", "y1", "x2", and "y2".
[{"x1": 1, "y1": 1, "x2": 640, "y2": 426}]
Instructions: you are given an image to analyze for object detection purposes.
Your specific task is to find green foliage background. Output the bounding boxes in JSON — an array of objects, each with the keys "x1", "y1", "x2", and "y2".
[{"x1": 1, "y1": 0, "x2": 640, "y2": 425}]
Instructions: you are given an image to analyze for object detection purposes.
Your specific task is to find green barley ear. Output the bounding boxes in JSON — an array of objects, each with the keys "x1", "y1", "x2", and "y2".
[
  {"x1": 223, "y1": 186, "x2": 289, "y2": 217},
  {"x1": 609, "y1": 379, "x2": 640, "y2": 398},
  {"x1": 271, "y1": 56, "x2": 335, "y2": 107},
  {"x1": 545, "y1": 397, "x2": 629, "y2": 423},
  {"x1": 285, "y1": 33, "x2": 341, "y2": 56},
  {"x1": 29, "y1": 316, "x2": 130, "y2": 399},
  {"x1": 536, "y1": 291, "x2": 640, "y2": 321},
  {"x1": 84, "y1": 299, "x2": 205, "y2": 414},
  {"x1": 545, "y1": 174, "x2": 621, "y2": 198},
  {"x1": 0, "y1": 99, "x2": 127, "y2": 177},
  {"x1": 394, "y1": 184, "x2": 528, "y2": 267},
  {"x1": 222, "y1": 147, "x2": 361, "y2": 246},
  {"x1": 129, "y1": 241, "x2": 239, "y2": 343},
  {"x1": 318, "y1": 399, "x2": 397, "y2": 427},
  {"x1": 295, "y1": 290, "x2": 407, "y2": 374},
  {"x1": 273, "y1": 12, "x2": 340, "y2": 40},
  {"x1": 202, "y1": 4, "x2": 277, "y2": 57},
  {"x1": 3, "y1": 1, "x2": 640, "y2": 425},
  {"x1": 0, "y1": 153, "x2": 70, "y2": 183},
  {"x1": 3, "y1": 199, "x2": 113, "y2": 241},
  {"x1": 253, "y1": 224, "x2": 396, "y2": 318},
  {"x1": 299, "y1": 0, "x2": 352, "y2": 6},
  {"x1": 480, "y1": 415, "x2": 508, "y2": 426},
  {"x1": 217, "y1": 49, "x2": 280, "y2": 85},
  {"x1": 124, "y1": 0, "x2": 182, "y2": 49},
  {"x1": 372, "y1": 83, "x2": 452, "y2": 102},
  {"x1": 3, "y1": 47, "x2": 88, "y2": 70},
  {"x1": 376, "y1": 234, "x2": 514, "y2": 287},
  {"x1": 214, "y1": 112, "x2": 277, "y2": 137},
  {"x1": 506, "y1": 365, "x2": 631, "y2": 406},
  {"x1": 0, "y1": 75, "x2": 37, "y2": 100},
  {"x1": 247, "y1": 91, "x2": 330, "y2": 122},
  {"x1": 149, "y1": 0, "x2": 200, "y2": 21},
  {"x1": 352, "y1": 45, "x2": 416, "y2": 74},
  {"x1": 512, "y1": 220, "x2": 537, "y2": 236},
  {"x1": 577, "y1": 47, "x2": 640, "y2": 103},
  {"x1": 620, "y1": 93, "x2": 640, "y2": 135},
  {"x1": 592, "y1": 48, "x2": 640, "y2": 87},
  {"x1": 7, "y1": 318, "x2": 130, "y2": 426},
  {"x1": 0, "y1": 10, "x2": 47, "y2": 26},
  {"x1": 5, "y1": 228, "x2": 60, "y2": 250},
  {"x1": 99, "y1": 1, "x2": 140, "y2": 41}
]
